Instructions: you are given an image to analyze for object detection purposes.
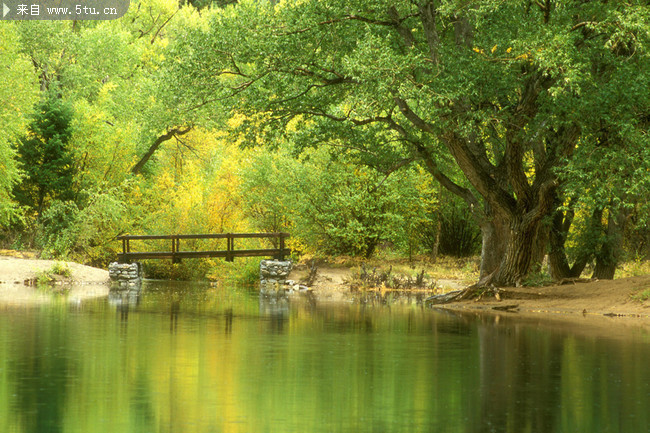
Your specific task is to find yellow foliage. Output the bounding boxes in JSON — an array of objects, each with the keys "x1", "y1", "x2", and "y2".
[
  {"x1": 142, "y1": 127, "x2": 253, "y2": 237},
  {"x1": 285, "y1": 114, "x2": 305, "y2": 133},
  {"x1": 227, "y1": 112, "x2": 247, "y2": 129},
  {"x1": 286, "y1": 236, "x2": 308, "y2": 255},
  {"x1": 155, "y1": 172, "x2": 176, "y2": 191},
  {"x1": 98, "y1": 81, "x2": 117, "y2": 95}
]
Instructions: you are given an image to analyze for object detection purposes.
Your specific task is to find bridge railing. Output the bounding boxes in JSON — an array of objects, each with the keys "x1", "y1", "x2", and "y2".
[{"x1": 116, "y1": 232, "x2": 290, "y2": 263}]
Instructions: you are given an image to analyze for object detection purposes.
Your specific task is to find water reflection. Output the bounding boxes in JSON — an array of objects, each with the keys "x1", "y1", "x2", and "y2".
[
  {"x1": 0, "y1": 283, "x2": 649, "y2": 433},
  {"x1": 475, "y1": 316, "x2": 564, "y2": 433},
  {"x1": 4, "y1": 305, "x2": 74, "y2": 433},
  {"x1": 108, "y1": 287, "x2": 141, "y2": 318},
  {"x1": 259, "y1": 295, "x2": 289, "y2": 333}
]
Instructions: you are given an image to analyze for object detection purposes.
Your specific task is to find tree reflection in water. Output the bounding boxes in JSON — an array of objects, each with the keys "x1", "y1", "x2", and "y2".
[{"x1": 0, "y1": 284, "x2": 648, "y2": 433}]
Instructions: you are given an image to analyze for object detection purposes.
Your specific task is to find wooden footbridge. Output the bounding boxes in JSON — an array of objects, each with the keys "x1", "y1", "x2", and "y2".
[{"x1": 117, "y1": 233, "x2": 290, "y2": 263}]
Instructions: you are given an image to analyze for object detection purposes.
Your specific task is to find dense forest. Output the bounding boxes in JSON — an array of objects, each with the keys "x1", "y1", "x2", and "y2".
[{"x1": 1, "y1": 0, "x2": 649, "y2": 285}]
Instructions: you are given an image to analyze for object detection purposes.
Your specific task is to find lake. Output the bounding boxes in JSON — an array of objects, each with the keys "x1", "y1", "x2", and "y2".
[{"x1": 1, "y1": 281, "x2": 649, "y2": 433}]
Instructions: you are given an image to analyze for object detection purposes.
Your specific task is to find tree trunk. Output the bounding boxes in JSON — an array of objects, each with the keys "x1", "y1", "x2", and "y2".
[
  {"x1": 548, "y1": 248, "x2": 589, "y2": 280},
  {"x1": 531, "y1": 220, "x2": 549, "y2": 272},
  {"x1": 592, "y1": 208, "x2": 627, "y2": 280},
  {"x1": 479, "y1": 206, "x2": 553, "y2": 287},
  {"x1": 548, "y1": 209, "x2": 572, "y2": 279},
  {"x1": 430, "y1": 217, "x2": 441, "y2": 262},
  {"x1": 547, "y1": 209, "x2": 589, "y2": 280},
  {"x1": 592, "y1": 248, "x2": 617, "y2": 280},
  {"x1": 492, "y1": 218, "x2": 540, "y2": 286},
  {"x1": 479, "y1": 217, "x2": 507, "y2": 281}
]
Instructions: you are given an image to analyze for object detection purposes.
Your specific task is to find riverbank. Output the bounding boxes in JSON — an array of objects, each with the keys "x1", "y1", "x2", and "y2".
[
  {"x1": 0, "y1": 254, "x2": 110, "y2": 305},
  {"x1": 0, "y1": 254, "x2": 109, "y2": 285},
  {"x1": 289, "y1": 261, "x2": 650, "y2": 321},
  {"x1": 438, "y1": 275, "x2": 650, "y2": 317},
  {"x1": 2, "y1": 254, "x2": 650, "y2": 324}
]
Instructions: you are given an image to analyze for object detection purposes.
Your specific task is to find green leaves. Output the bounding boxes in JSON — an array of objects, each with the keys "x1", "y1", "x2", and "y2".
[
  {"x1": 13, "y1": 92, "x2": 76, "y2": 216},
  {"x1": 240, "y1": 146, "x2": 438, "y2": 257},
  {"x1": 0, "y1": 24, "x2": 38, "y2": 224}
]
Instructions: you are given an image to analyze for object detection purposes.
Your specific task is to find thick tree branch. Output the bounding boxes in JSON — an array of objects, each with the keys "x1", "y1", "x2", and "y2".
[
  {"x1": 369, "y1": 157, "x2": 416, "y2": 193},
  {"x1": 418, "y1": 1, "x2": 440, "y2": 65},
  {"x1": 446, "y1": 131, "x2": 518, "y2": 217},
  {"x1": 394, "y1": 96, "x2": 516, "y2": 216},
  {"x1": 388, "y1": 6, "x2": 416, "y2": 48},
  {"x1": 151, "y1": 11, "x2": 178, "y2": 44},
  {"x1": 532, "y1": 123, "x2": 580, "y2": 193},
  {"x1": 505, "y1": 70, "x2": 555, "y2": 205},
  {"x1": 393, "y1": 96, "x2": 435, "y2": 133},
  {"x1": 270, "y1": 70, "x2": 357, "y2": 105},
  {"x1": 465, "y1": 132, "x2": 497, "y2": 179},
  {"x1": 279, "y1": 12, "x2": 419, "y2": 35},
  {"x1": 131, "y1": 126, "x2": 192, "y2": 175},
  {"x1": 286, "y1": 103, "x2": 487, "y2": 222},
  {"x1": 411, "y1": 141, "x2": 485, "y2": 222},
  {"x1": 524, "y1": 177, "x2": 558, "y2": 226}
]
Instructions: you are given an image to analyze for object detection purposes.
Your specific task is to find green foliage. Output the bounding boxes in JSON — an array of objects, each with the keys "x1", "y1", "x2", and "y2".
[
  {"x1": 1, "y1": 0, "x2": 648, "y2": 282},
  {"x1": 631, "y1": 287, "x2": 650, "y2": 302},
  {"x1": 141, "y1": 257, "x2": 261, "y2": 285},
  {"x1": 142, "y1": 259, "x2": 217, "y2": 281},
  {"x1": 239, "y1": 145, "x2": 480, "y2": 259},
  {"x1": 237, "y1": 150, "x2": 291, "y2": 235},
  {"x1": 37, "y1": 186, "x2": 130, "y2": 265},
  {"x1": 214, "y1": 258, "x2": 263, "y2": 287},
  {"x1": 3, "y1": 4, "x2": 213, "y2": 263},
  {"x1": 50, "y1": 262, "x2": 72, "y2": 278},
  {"x1": 522, "y1": 270, "x2": 554, "y2": 287},
  {"x1": 165, "y1": 0, "x2": 650, "y2": 283},
  {"x1": 240, "y1": 147, "x2": 436, "y2": 258},
  {"x1": 438, "y1": 207, "x2": 481, "y2": 257},
  {"x1": 13, "y1": 92, "x2": 76, "y2": 216},
  {"x1": 615, "y1": 256, "x2": 650, "y2": 279},
  {"x1": 37, "y1": 200, "x2": 80, "y2": 257},
  {"x1": 35, "y1": 271, "x2": 55, "y2": 286},
  {"x1": 417, "y1": 193, "x2": 481, "y2": 258},
  {"x1": 34, "y1": 262, "x2": 72, "y2": 286},
  {"x1": 0, "y1": 24, "x2": 39, "y2": 225}
]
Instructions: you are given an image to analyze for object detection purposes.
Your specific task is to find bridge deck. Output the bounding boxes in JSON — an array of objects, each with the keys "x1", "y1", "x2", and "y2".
[{"x1": 117, "y1": 233, "x2": 290, "y2": 263}]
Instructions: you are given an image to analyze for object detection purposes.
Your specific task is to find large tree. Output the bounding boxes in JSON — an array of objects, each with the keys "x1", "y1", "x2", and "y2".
[
  {"x1": 165, "y1": 0, "x2": 650, "y2": 286},
  {"x1": 13, "y1": 92, "x2": 76, "y2": 217},
  {"x1": 0, "y1": 24, "x2": 38, "y2": 225}
]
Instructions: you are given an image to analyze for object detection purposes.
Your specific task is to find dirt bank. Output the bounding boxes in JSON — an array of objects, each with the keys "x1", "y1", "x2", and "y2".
[
  {"x1": 442, "y1": 275, "x2": 650, "y2": 318},
  {"x1": 0, "y1": 255, "x2": 109, "y2": 285},
  {"x1": 3, "y1": 253, "x2": 650, "y2": 326},
  {"x1": 0, "y1": 255, "x2": 110, "y2": 305},
  {"x1": 288, "y1": 263, "x2": 650, "y2": 321}
]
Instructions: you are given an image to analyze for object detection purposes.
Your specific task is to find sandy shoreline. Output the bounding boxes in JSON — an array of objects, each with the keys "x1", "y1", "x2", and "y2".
[
  {"x1": 440, "y1": 275, "x2": 650, "y2": 317},
  {"x1": 0, "y1": 255, "x2": 109, "y2": 285},
  {"x1": 0, "y1": 256, "x2": 110, "y2": 304},
  {"x1": 289, "y1": 264, "x2": 650, "y2": 330},
  {"x1": 2, "y1": 256, "x2": 650, "y2": 331}
]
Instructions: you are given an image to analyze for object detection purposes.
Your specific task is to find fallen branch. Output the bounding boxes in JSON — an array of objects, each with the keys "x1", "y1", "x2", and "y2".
[{"x1": 492, "y1": 304, "x2": 519, "y2": 312}]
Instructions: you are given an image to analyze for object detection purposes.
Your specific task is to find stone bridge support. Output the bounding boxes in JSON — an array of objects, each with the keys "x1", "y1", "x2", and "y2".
[
  {"x1": 109, "y1": 262, "x2": 142, "y2": 287},
  {"x1": 259, "y1": 260, "x2": 292, "y2": 295}
]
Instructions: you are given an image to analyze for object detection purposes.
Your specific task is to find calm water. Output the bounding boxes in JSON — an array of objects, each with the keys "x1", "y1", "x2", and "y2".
[{"x1": 1, "y1": 282, "x2": 649, "y2": 433}]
